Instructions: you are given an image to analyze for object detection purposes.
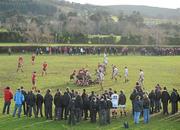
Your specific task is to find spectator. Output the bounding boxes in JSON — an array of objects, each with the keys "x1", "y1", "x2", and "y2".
[
  {"x1": 143, "y1": 94, "x2": 150, "y2": 124},
  {"x1": 119, "y1": 90, "x2": 127, "y2": 116},
  {"x1": 44, "y1": 89, "x2": 53, "y2": 120},
  {"x1": 133, "y1": 96, "x2": 143, "y2": 124},
  {"x1": 3, "y1": 86, "x2": 13, "y2": 114},
  {"x1": 13, "y1": 88, "x2": 25, "y2": 118},
  {"x1": 36, "y1": 90, "x2": 44, "y2": 117},
  {"x1": 161, "y1": 87, "x2": 170, "y2": 115}
]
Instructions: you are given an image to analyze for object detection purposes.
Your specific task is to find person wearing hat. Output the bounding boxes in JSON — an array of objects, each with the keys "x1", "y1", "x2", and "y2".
[
  {"x1": 44, "y1": 89, "x2": 53, "y2": 120},
  {"x1": 3, "y1": 86, "x2": 13, "y2": 114},
  {"x1": 13, "y1": 88, "x2": 25, "y2": 118}
]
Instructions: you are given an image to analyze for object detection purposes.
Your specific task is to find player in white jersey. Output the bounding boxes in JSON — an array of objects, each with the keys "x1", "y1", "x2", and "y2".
[
  {"x1": 98, "y1": 70, "x2": 104, "y2": 90},
  {"x1": 112, "y1": 65, "x2": 120, "y2": 81},
  {"x1": 124, "y1": 67, "x2": 129, "y2": 83},
  {"x1": 139, "y1": 69, "x2": 144, "y2": 86},
  {"x1": 111, "y1": 91, "x2": 119, "y2": 118},
  {"x1": 103, "y1": 56, "x2": 108, "y2": 66}
]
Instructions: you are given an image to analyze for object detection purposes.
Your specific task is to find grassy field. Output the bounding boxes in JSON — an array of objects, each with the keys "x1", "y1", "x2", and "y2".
[{"x1": 0, "y1": 54, "x2": 180, "y2": 130}]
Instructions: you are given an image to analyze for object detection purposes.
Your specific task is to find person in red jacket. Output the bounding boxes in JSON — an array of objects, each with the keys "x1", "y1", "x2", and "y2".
[
  {"x1": 42, "y1": 62, "x2": 48, "y2": 76},
  {"x1": 3, "y1": 86, "x2": 13, "y2": 114}
]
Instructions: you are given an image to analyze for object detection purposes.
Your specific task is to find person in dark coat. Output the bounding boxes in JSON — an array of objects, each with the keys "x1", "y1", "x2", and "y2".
[
  {"x1": 26, "y1": 90, "x2": 37, "y2": 118},
  {"x1": 155, "y1": 88, "x2": 161, "y2": 113},
  {"x1": 161, "y1": 87, "x2": 170, "y2": 115},
  {"x1": 62, "y1": 88, "x2": 71, "y2": 120},
  {"x1": 89, "y1": 97, "x2": 98, "y2": 123},
  {"x1": 68, "y1": 97, "x2": 76, "y2": 125},
  {"x1": 54, "y1": 89, "x2": 63, "y2": 120},
  {"x1": 170, "y1": 89, "x2": 179, "y2": 114},
  {"x1": 119, "y1": 90, "x2": 127, "y2": 116},
  {"x1": 75, "y1": 91, "x2": 83, "y2": 123},
  {"x1": 143, "y1": 94, "x2": 150, "y2": 124},
  {"x1": 36, "y1": 90, "x2": 43, "y2": 117},
  {"x1": 81, "y1": 89, "x2": 89, "y2": 120},
  {"x1": 133, "y1": 96, "x2": 143, "y2": 124},
  {"x1": 106, "y1": 96, "x2": 112, "y2": 124},
  {"x1": 89, "y1": 91, "x2": 95, "y2": 102},
  {"x1": 175, "y1": 89, "x2": 179, "y2": 113},
  {"x1": 148, "y1": 90, "x2": 156, "y2": 114},
  {"x1": 44, "y1": 89, "x2": 53, "y2": 120},
  {"x1": 99, "y1": 95, "x2": 107, "y2": 125},
  {"x1": 130, "y1": 89, "x2": 138, "y2": 115},
  {"x1": 21, "y1": 86, "x2": 27, "y2": 115}
]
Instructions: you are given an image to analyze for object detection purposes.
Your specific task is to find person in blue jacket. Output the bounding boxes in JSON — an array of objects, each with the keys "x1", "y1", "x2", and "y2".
[{"x1": 12, "y1": 88, "x2": 25, "y2": 118}]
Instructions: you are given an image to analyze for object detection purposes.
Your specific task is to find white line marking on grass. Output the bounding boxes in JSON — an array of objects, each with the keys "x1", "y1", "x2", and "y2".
[{"x1": 13, "y1": 120, "x2": 53, "y2": 130}]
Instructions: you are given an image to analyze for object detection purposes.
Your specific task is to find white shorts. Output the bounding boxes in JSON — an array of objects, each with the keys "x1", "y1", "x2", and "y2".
[{"x1": 119, "y1": 105, "x2": 126, "y2": 108}]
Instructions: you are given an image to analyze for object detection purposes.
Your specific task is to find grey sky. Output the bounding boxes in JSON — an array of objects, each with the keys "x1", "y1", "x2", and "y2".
[{"x1": 67, "y1": 0, "x2": 180, "y2": 9}]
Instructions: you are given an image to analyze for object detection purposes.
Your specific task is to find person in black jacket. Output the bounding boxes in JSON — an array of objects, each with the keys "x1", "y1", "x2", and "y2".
[
  {"x1": 148, "y1": 90, "x2": 156, "y2": 114},
  {"x1": 75, "y1": 91, "x2": 83, "y2": 123},
  {"x1": 175, "y1": 89, "x2": 179, "y2": 113},
  {"x1": 89, "y1": 97, "x2": 98, "y2": 123},
  {"x1": 21, "y1": 86, "x2": 27, "y2": 115},
  {"x1": 62, "y1": 88, "x2": 71, "y2": 120},
  {"x1": 143, "y1": 94, "x2": 150, "y2": 124},
  {"x1": 130, "y1": 88, "x2": 138, "y2": 115},
  {"x1": 68, "y1": 97, "x2": 76, "y2": 125},
  {"x1": 106, "y1": 96, "x2": 112, "y2": 124},
  {"x1": 44, "y1": 89, "x2": 53, "y2": 120},
  {"x1": 36, "y1": 90, "x2": 43, "y2": 117},
  {"x1": 54, "y1": 89, "x2": 63, "y2": 120},
  {"x1": 170, "y1": 89, "x2": 179, "y2": 114},
  {"x1": 155, "y1": 88, "x2": 161, "y2": 113},
  {"x1": 161, "y1": 87, "x2": 170, "y2": 115},
  {"x1": 81, "y1": 89, "x2": 89, "y2": 120},
  {"x1": 99, "y1": 95, "x2": 107, "y2": 125},
  {"x1": 26, "y1": 90, "x2": 37, "y2": 118},
  {"x1": 133, "y1": 96, "x2": 143, "y2": 124},
  {"x1": 119, "y1": 90, "x2": 127, "y2": 116}
]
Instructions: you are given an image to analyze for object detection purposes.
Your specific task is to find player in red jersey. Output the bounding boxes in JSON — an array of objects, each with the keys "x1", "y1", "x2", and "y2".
[
  {"x1": 42, "y1": 62, "x2": 48, "y2": 76},
  {"x1": 17, "y1": 56, "x2": 24, "y2": 72},
  {"x1": 31, "y1": 53, "x2": 36, "y2": 65},
  {"x1": 32, "y1": 71, "x2": 37, "y2": 90}
]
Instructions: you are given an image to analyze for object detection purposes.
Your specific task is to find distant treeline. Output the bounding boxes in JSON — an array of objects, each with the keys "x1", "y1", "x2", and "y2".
[{"x1": 0, "y1": 32, "x2": 180, "y2": 45}]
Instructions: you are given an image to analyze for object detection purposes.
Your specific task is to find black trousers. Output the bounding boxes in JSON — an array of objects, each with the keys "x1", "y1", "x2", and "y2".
[
  {"x1": 22, "y1": 102, "x2": 27, "y2": 115},
  {"x1": 28, "y1": 105, "x2": 37, "y2": 117},
  {"x1": 90, "y1": 109, "x2": 97, "y2": 123},
  {"x1": 162, "y1": 102, "x2": 169, "y2": 114},
  {"x1": 37, "y1": 104, "x2": 43, "y2": 117},
  {"x1": 45, "y1": 105, "x2": 52, "y2": 119},
  {"x1": 3, "y1": 101, "x2": 11, "y2": 114}
]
